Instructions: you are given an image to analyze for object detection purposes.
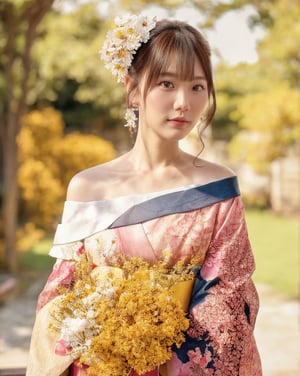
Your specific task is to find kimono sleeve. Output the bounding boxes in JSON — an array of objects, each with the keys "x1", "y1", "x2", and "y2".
[
  {"x1": 36, "y1": 240, "x2": 84, "y2": 312},
  {"x1": 26, "y1": 241, "x2": 84, "y2": 376},
  {"x1": 188, "y1": 197, "x2": 261, "y2": 374}
]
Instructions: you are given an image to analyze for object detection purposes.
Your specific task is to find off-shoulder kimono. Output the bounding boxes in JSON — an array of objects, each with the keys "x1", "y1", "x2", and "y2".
[{"x1": 26, "y1": 177, "x2": 262, "y2": 376}]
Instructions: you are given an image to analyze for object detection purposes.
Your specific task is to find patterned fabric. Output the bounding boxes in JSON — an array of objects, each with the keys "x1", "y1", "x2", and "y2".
[{"x1": 29, "y1": 178, "x2": 262, "y2": 376}]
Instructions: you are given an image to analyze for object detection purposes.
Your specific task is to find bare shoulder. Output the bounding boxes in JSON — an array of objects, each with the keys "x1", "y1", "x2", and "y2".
[
  {"x1": 66, "y1": 157, "x2": 125, "y2": 201},
  {"x1": 205, "y1": 159, "x2": 236, "y2": 179},
  {"x1": 191, "y1": 157, "x2": 236, "y2": 185},
  {"x1": 66, "y1": 166, "x2": 104, "y2": 202}
]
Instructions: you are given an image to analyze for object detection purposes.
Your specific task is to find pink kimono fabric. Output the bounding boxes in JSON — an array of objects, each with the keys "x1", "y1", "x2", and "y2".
[{"x1": 27, "y1": 177, "x2": 262, "y2": 376}]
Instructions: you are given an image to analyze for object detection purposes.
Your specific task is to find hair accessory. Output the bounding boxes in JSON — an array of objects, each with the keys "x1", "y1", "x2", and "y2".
[
  {"x1": 100, "y1": 14, "x2": 157, "y2": 83},
  {"x1": 124, "y1": 107, "x2": 138, "y2": 134}
]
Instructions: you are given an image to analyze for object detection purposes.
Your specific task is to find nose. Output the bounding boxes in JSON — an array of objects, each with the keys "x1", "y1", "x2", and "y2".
[{"x1": 173, "y1": 88, "x2": 190, "y2": 112}]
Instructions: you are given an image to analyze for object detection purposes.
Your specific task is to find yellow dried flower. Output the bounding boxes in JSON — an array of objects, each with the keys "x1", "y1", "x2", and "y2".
[{"x1": 50, "y1": 254, "x2": 196, "y2": 376}]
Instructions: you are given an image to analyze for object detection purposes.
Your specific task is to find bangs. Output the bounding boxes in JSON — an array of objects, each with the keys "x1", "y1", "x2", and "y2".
[{"x1": 155, "y1": 30, "x2": 197, "y2": 81}]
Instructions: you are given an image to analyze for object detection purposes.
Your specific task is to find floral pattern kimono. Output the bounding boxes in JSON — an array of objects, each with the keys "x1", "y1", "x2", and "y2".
[{"x1": 26, "y1": 176, "x2": 262, "y2": 376}]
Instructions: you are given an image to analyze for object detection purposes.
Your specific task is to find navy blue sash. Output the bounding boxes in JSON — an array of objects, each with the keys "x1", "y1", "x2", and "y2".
[{"x1": 109, "y1": 176, "x2": 239, "y2": 228}]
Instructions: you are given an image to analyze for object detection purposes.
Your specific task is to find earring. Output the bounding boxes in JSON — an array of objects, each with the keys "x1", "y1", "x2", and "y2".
[{"x1": 124, "y1": 107, "x2": 138, "y2": 135}]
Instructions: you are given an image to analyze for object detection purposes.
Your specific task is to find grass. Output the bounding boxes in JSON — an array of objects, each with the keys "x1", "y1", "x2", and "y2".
[
  {"x1": 19, "y1": 210, "x2": 299, "y2": 300},
  {"x1": 19, "y1": 237, "x2": 55, "y2": 272},
  {"x1": 246, "y1": 209, "x2": 299, "y2": 300}
]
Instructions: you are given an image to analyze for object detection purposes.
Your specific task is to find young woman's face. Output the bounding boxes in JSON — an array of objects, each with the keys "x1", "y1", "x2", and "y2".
[{"x1": 137, "y1": 57, "x2": 209, "y2": 141}]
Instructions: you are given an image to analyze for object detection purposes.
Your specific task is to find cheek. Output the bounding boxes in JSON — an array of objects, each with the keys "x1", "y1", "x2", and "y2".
[
  {"x1": 146, "y1": 91, "x2": 170, "y2": 110},
  {"x1": 194, "y1": 94, "x2": 209, "y2": 113}
]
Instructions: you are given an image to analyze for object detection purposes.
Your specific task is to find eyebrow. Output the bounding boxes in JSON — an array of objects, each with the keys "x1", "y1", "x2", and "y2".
[{"x1": 159, "y1": 72, "x2": 207, "y2": 81}]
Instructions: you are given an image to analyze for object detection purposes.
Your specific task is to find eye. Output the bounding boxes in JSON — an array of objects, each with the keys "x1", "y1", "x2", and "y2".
[
  {"x1": 193, "y1": 84, "x2": 206, "y2": 92},
  {"x1": 159, "y1": 81, "x2": 174, "y2": 89}
]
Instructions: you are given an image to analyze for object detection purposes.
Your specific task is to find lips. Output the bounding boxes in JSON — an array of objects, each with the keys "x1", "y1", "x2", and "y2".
[{"x1": 168, "y1": 117, "x2": 189, "y2": 126}]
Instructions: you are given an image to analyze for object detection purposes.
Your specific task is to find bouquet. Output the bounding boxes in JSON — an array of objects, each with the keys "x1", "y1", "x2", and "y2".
[{"x1": 50, "y1": 254, "x2": 195, "y2": 376}]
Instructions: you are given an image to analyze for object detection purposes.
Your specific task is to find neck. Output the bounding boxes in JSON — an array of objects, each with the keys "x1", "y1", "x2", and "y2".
[{"x1": 128, "y1": 138, "x2": 184, "y2": 172}]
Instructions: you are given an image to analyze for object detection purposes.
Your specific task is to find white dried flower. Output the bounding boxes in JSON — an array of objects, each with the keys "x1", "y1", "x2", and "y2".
[
  {"x1": 100, "y1": 14, "x2": 157, "y2": 83},
  {"x1": 61, "y1": 317, "x2": 88, "y2": 339},
  {"x1": 84, "y1": 231, "x2": 118, "y2": 265}
]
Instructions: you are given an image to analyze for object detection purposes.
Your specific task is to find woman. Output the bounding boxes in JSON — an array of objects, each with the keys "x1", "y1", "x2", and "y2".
[{"x1": 27, "y1": 15, "x2": 262, "y2": 376}]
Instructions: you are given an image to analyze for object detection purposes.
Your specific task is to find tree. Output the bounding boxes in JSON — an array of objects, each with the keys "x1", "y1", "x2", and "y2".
[
  {"x1": 32, "y1": 2, "x2": 125, "y2": 130},
  {"x1": 204, "y1": 0, "x2": 300, "y2": 173},
  {"x1": 226, "y1": 0, "x2": 300, "y2": 171},
  {"x1": 0, "y1": 0, "x2": 55, "y2": 272},
  {"x1": 229, "y1": 83, "x2": 300, "y2": 172},
  {"x1": 255, "y1": 0, "x2": 300, "y2": 86}
]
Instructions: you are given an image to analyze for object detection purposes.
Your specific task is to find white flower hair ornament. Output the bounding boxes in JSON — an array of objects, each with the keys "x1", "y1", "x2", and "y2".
[
  {"x1": 100, "y1": 15, "x2": 157, "y2": 133},
  {"x1": 100, "y1": 14, "x2": 157, "y2": 83}
]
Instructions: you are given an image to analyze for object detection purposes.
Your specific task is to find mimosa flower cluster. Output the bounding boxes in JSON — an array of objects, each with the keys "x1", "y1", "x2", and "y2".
[
  {"x1": 50, "y1": 254, "x2": 196, "y2": 376},
  {"x1": 100, "y1": 14, "x2": 156, "y2": 83}
]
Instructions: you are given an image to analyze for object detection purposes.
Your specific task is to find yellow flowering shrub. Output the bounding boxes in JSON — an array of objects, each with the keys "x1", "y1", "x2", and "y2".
[
  {"x1": 16, "y1": 223, "x2": 46, "y2": 253},
  {"x1": 55, "y1": 132, "x2": 116, "y2": 187},
  {"x1": 18, "y1": 108, "x2": 64, "y2": 163},
  {"x1": 17, "y1": 108, "x2": 116, "y2": 245},
  {"x1": 229, "y1": 84, "x2": 300, "y2": 173},
  {"x1": 18, "y1": 159, "x2": 65, "y2": 228}
]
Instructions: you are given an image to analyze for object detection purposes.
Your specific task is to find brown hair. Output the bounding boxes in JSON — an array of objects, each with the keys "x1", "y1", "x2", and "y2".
[{"x1": 127, "y1": 19, "x2": 216, "y2": 132}]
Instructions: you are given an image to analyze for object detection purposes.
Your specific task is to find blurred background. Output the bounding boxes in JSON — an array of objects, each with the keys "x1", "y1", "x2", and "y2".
[{"x1": 0, "y1": 0, "x2": 299, "y2": 375}]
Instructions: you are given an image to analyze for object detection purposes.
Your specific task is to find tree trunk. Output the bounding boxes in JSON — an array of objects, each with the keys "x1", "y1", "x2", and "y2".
[
  {"x1": 1, "y1": 1, "x2": 19, "y2": 273},
  {"x1": 1, "y1": 0, "x2": 55, "y2": 272},
  {"x1": 3, "y1": 113, "x2": 19, "y2": 272}
]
